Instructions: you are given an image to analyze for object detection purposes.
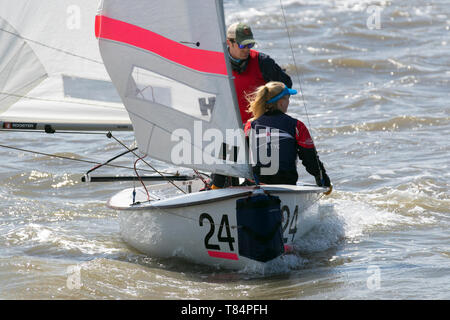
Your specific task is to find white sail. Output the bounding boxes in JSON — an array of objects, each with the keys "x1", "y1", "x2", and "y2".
[
  {"x1": 0, "y1": 0, "x2": 132, "y2": 131},
  {"x1": 97, "y1": 0, "x2": 252, "y2": 178}
]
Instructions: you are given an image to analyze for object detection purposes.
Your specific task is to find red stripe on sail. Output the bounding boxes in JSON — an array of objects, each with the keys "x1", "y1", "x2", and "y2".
[
  {"x1": 95, "y1": 15, "x2": 228, "y2": 75},
  {"x1": 207, "y1": 250, "x2": 239, "y2": 260},
  {"x1": 284, "y1": 244, "x2": 294, "y2": 253}
]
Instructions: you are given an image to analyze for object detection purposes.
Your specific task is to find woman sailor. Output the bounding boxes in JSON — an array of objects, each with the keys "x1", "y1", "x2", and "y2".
[{"x1": 244, "y1": 81, "x2": 331, "y2": 189}]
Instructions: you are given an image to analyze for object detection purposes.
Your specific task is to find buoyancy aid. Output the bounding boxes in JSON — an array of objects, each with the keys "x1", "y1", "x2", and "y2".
[
  {"x1": 232, "y1": 50, "x2": 266, "y2": 124},
  {"x1": 244, "y1": 110, "x2": 318, "y2": 185},
  {"x1": 247, "y1": 110, "x2": 299, "y2": 172}
]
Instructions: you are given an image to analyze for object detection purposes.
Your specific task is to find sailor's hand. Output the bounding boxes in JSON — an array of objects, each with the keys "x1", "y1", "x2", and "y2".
[
  {"x1": 324, "y1": 184, "x2": 333, "y2": 195},
  {"x1": 315, "y1": 173, "x2": 331, "y2": 188}
]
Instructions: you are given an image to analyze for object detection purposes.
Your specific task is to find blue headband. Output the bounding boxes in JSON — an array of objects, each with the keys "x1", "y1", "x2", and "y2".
[{"x1": 267, "y1": 85, "x2": 298, "y2": 104}]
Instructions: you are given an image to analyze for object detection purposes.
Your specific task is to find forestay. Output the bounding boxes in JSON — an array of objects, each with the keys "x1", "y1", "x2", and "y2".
[
  {"x1": 0, "y1": 0, "x2": 132, "y2": 132},
  {"x1": 97, "y1": 0, "x2": 252, "y2": 179}
]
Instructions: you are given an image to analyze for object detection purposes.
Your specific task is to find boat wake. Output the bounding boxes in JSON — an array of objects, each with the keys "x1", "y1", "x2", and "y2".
[{"x1": 233, "y1": 190, "x2": 415, "y2": 275}]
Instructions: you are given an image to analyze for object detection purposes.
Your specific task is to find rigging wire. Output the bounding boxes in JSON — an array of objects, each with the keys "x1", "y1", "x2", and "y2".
[
  {"x1": 0, "y1": 27, "x2": 103, "y2": 65},
  {"x1": 279, "y1": 0, "x2": 325, "y2": 184},
  {"x1": 278, "y1": 1, "x2": 313, "y2": 130},
  {"x1": 0, "y1": 143, "x2": 174, "y2": 175},
  {"x1": 133, "y1": 155, "x2": 152, "y2": 202},
  {"x1": 107, "y1": 132, "x2": 187, "y2": 194}
]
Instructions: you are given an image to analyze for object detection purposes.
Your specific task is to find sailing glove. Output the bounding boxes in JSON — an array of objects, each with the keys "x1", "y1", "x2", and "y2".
[{"x1": 315, "y1": 172, "x2": 331, "y2": 187}]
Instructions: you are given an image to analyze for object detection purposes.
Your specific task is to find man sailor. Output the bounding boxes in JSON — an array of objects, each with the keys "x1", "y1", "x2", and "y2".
[{"x1": 210, "y1": 22, "x2": 293, "y2": 189}]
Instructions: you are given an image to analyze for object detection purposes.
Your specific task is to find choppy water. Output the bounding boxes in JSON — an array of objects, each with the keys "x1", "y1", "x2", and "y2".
[{"x1": 0, "y1": 0, "x2": 449, "y2": 300}]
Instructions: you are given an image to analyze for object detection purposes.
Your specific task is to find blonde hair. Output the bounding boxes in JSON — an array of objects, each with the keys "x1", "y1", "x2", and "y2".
[{"x1": 246, "y1": 81, "x2": 285, "y2": 120}]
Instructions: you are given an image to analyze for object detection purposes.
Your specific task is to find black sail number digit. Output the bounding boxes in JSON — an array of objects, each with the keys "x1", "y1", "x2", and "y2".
[
  {"x1": 281, "y1": 205, "x2": 299, "y2": 243},
  {"x1": 288, "y1": 205, "x2": 299, "y2": 241},
  {"x1": 199, "y1": 213, "x2": 220, "y2": 250},
  {"x1": 217, "y1": 214, "x2": 235, "y2": 251},
  {"x1": 281, "y1": 205, "x2": 290, "y2": 244}
]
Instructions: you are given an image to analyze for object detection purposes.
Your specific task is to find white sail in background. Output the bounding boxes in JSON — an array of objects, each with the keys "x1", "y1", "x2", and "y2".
[
  {"x1": 97, "y1": 0, "x2": 252, "y2": 178},
  {"x1": 0, "y1": 0, "x2": 132, "y2": 131}
]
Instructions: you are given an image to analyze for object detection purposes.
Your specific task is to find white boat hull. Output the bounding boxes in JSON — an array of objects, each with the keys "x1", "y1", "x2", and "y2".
[{"x1": 108, "y1": 182, "x2": 326, "y2": 270}]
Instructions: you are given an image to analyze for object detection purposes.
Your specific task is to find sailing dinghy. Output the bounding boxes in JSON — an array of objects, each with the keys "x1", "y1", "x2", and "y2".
[
  {"x1": 97, "y1": 0, "x2": 328, "y2": 269},
  {"x1": 0, "y1": 0, "x2": 329, "y2": 270}
]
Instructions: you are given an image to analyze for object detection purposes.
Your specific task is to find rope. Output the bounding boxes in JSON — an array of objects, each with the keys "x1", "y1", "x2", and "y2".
[
  {"x1": 193, "y1": 169, "x2": 209, "y2": 188},
  {"x1": 133, "y1": 155, "x2": 153, "y2": 201},
  {"x1": 85, "y1": 147, "x2": 138, "y2": 176}
]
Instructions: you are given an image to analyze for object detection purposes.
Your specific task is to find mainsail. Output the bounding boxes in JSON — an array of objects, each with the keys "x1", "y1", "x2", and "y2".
[
  {"x1": 0, "y1": 0, "x2": 132, "y2": 132},
  {"x1": 97, "y1": 0, "x2": 252, "y2": 178}
]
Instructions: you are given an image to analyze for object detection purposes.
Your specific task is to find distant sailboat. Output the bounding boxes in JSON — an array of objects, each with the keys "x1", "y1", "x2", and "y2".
[{"x1": 0, "y1": 0, "x2": 132, "y2": 132}]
